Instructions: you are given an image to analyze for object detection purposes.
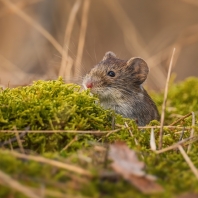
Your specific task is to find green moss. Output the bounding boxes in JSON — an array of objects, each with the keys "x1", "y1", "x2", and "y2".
[
  {"x1": 0, "y1": 77, "x2": 198, "y2": 197},
  {"x1": 152, "y1": 77, "x2": 198, "y2": 123},
  {"x1": 0, "y1": 77, "x2": 113, "y2": 153}
]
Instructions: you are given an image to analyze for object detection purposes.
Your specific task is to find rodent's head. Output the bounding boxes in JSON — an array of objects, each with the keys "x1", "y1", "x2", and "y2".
[{"x1": 83, "y1": 51, "x2": 149, "y2": 99}]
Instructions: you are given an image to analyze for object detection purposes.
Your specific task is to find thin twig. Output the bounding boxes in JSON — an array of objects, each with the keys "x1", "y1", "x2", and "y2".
[
  {"x1": 1, "y1": 150, "x2": 91, "y2": 177},
  {"x1": 178, "y1": 145, "x2": 198, "y2": 180},
  {"x1": 187, "y1": 112, "x2": 196, "y2": 153},
  {"x1": 138, "y1": 125, "x2": 193, "y2": 130},
  {"x1": 116, "y1": 123, "x2": 195, "y2": 130},
  {"x1": 0, "y1": 129, "x2": 120, "y2": 134},
  {"x1": 175, "y1": 130, "x2": 188, "y2": 134},
  {"x1": 74, "y1": 0, "x2": 90, "y2": 76},
  {"x1": 8, "y1": 138, "x2": 13, "y2": 150},
  {"x1": 179, "y1": 127, "x2": 185, "y2": 141},
  {"x1": 59, "y1": 0, "x2": 81, "y2": 77},
  {"x1": 105, "y1": 129, "x2": 120, "y2": 137},
  {"x1": 0, "y1": 126, "x2": 29, "y2": 147},
  {"x1": 0, "y1": 169, "x2": 39, "y2": 198},
  {"x1": 14, "y1": 127, "x2": 25, "y2": 154},
  {"x1": 158, "y1": 48, "x2": 176, "y2": 149},
  {"x1": 156, "y1": 136, "x2": 198, "y2": 154},
  {"x1": 61, "y1": 135, "x2": 78, "y2": 152},
  {"x1": 124, "y1": 122, "x2": 138, "y2": 145},
  {"x1": 170, "y1": 112, "x2": 192, "y2": 126}
]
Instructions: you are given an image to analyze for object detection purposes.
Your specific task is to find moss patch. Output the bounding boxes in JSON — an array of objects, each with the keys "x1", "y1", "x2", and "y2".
[{"x1": 0, "y1": 77, "x2": 198, "y2": 198}]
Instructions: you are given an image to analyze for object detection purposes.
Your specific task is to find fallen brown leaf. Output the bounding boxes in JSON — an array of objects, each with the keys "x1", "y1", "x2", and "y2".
[
  {"x1": 108, "y1": 141, "x2": 163, "y2": 194},
  {"x1": 109, "y1": 141, "x2": 145, "y2": 176},
  {"x1": 128, "y1": 174, "x2": 163, "y2": 194}
]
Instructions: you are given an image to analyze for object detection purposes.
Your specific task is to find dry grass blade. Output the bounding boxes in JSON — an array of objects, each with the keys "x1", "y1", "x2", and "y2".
[
  {"x1": 138, "y1": 125, "x2": 193, "y2": 130},
  {"x1": 156, "y1": 136, "x2": 198, "y2": 154},
  {"x1": 0, "y1": 169, "x2": 39, "y2": 198},
  {"x1": 3, "y1": 150, "x2": 91, "y2": 177},
  {"x1": 150, "y1": 128, "x2": 156, "y2": 151},
  {"x1": 158, "y1": 48, "x2": 176, "y2": 149},
  {"x1": 178, "y1": 145, "x2": 198, "y2": 180},
  {"x1": 74, "y1": 0, "x2": 90, "y2": 76},
  {"x1": 170, "y1": 112, "x2": 192, "y2": 126},
  {"x1": 61, "y1": 135, "x2": 78, "y2": 152},
  {"x1": 105, "y1": 129, "x2": 121, "y2": 137},
  {"x1": 14, "y1": 127, "x2": 25, "y2": 154},
  {"x1": 124, "y1": 122, "x2": 138, "y2": 145},
  {"x1": 0, "y1": 0, "x2": 43, "y2": 18},
  {"x1": 0, "y1": 129, "x2": 120, "y2": 134},
  {"x1": 187, "y1": 112, "x2": 196, "y2": 153},
  {"x1": 59, "y1": 0, "x2": 81, "y2": 78},
  {"x1": 0, "y1": 0, "x2": 72, "y2": 61},
  {"x1": 8, "y1": 138, "x2": 13, "y2": 150}
]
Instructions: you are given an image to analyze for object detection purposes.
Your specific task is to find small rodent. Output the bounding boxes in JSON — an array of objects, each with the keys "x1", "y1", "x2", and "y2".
[{"x1": 83, "y1": 51, "x2": 160, "y2": 126}]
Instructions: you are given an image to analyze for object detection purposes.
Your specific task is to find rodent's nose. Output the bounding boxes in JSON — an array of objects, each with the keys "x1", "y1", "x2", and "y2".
[{"x1": 86, "y1": 82, "x2": 93, "y2": 89}]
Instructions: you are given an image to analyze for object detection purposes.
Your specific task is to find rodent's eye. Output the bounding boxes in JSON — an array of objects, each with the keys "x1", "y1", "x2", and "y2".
[{"x1": 107, "y1": 71, "x2": 115, "y2": 77}]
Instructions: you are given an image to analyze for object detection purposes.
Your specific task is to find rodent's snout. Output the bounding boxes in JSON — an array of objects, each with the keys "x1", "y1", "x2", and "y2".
[
  {"x1": 85, "y1": 81, "x2": 93, "y2": 89},
  {"x1": 83, "y1": 77, "x2": 93, "y2": 90}
]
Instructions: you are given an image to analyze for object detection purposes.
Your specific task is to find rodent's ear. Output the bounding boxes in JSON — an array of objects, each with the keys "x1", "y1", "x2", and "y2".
[
  {"x1": 127, "y1": 57, "x2": 149, "y2": 84},
  {"x1": 102, "y1": 51, "x2": 116, "y2": 61}
]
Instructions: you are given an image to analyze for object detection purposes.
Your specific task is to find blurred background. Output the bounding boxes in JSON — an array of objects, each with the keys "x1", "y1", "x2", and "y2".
[{"x1": 0, "y1": 0, "x2": 198, "y2": 90}]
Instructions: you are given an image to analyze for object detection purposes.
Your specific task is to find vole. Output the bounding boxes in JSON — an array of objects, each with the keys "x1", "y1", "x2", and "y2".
[{"x1": 82, "y1": 51, "x2": 160, "y2": 126}]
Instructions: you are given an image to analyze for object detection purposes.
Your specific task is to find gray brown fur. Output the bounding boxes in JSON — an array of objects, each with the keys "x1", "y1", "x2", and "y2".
[{"x1": 83, "y1": 51, "x2": 160, "y2": 126}]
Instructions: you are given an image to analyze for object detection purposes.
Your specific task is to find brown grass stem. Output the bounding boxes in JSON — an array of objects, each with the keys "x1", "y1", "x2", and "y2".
[
  {"x1": 74, "y1": 0, "x2": 90, "y2": 76},
  {"x1": 8, "y1": 138, "x2": 13, "y2": 150},
  {"x1": 187, "y1": 112, "x2": 196, "y2": 153},
  {"x1": 156, "y1": 136, "x2": 198, "y2": 154},
  {"x1": 105, "y1": 129, "x2": 120, "y2": 137},
  {"x1": 138, "y1": 126, "x2": 193, "y2": 130},
  {"x1": 178, "y1": 145, "x2": 198, "y2": 180},
  {"x1": 2, "y1": 150, "x2": 91, "y2": 177},
  {"x1": 124, "y1": 122, "x2": 138, "y2": 145},
  {"x1": 170, "y1": 112, "x2": 192, "y2": 126},
  {"x1": 0, "y1": 0, "x2": 72, "y2": 62},
  {"x1": 59, "y1": 0, "x2": 81, "y2": 78},
  {"x1": 158, "y1": 48, "x2": 176, "y2": 149},
  {"x1": 14, "y1": 127, "x2": 25, "y2": 154},
  {"x1": 61, "y1": 135, "x2": 78, "y2": 152},
  {"x1": 0, "y1": 129, "x2": 120, "y2": 134},
  {"x1": 0, "y1": 169, "x2": 39, "y2": 198},
  {"x1": 115, "y1": 124, "x2": 195, "y2": 130},
  {"x1": 0, "y1": 0, "x2": 43, "y2": 19}
]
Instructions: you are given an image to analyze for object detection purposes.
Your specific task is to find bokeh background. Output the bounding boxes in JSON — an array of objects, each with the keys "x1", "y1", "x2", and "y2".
[{"x1": 0, "y1": 0, "x2": 198, "y2": 90}]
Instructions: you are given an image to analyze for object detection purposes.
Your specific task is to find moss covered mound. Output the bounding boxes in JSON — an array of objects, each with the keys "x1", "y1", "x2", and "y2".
[
  {"x1": 0, "y1": 78, "x2": 114, "y2": 153},
  {"x1": 152, "y1": 77, "x2": 198, "y2": 123},
  {"x1": 0, "y1": 77, "x2": 112, "y2": 131},
  {"x1": 0, "y1": 77, "x2": 198, "y2": 198}
]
